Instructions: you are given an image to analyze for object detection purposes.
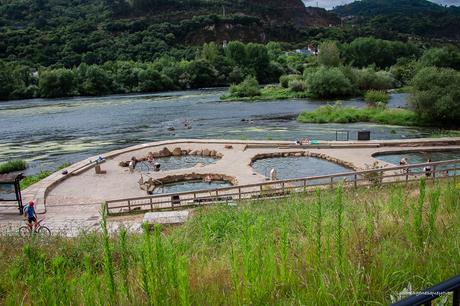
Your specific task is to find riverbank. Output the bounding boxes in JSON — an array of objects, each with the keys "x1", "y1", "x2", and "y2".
[
  {"x1": 220, "y1": 85, "x2": 312, "y2": 101},
  {"x1": 297, "y1": 105, "x2": 424, "y2": 126}
]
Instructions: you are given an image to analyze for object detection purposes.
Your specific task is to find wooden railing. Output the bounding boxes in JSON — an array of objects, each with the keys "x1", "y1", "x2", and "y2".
[{"x1": 106, "y1": 159, "x2": 460, "y2": 216}]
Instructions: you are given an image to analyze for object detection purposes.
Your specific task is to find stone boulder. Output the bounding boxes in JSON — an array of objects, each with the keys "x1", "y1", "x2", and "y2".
[
  {"x1": 172, "y1": 147, "x2": 182, "y2": 156},
  {"x1": 202, "y1": 149, "x2": 211, "y2": 156},
  {"x1": 159, "y1": 147, "x2": 172, "y2": 157}
]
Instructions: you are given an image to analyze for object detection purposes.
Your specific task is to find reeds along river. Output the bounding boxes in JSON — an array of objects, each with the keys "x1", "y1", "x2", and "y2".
[{"x1": 0, "y1": 89, "x2": 434, "y2": 175}]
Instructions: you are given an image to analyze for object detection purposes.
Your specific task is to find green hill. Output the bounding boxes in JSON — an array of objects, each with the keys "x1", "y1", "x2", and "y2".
[
  {"x1": 0, "y1": 0, "x2": 339, "y2": 67},
  {"x1": 332, "y1": 0, "x2": 460, "y2": 40},
  {"x1": 333, "y1": 0, "x2": 446, "y2": 16}
]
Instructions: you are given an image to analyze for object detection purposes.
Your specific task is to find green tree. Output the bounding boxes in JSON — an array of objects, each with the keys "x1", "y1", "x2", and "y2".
[
  {"x1": 188, "y1": 59, "x2": 218, "y2": 88},
  {"x1": 318, "y1": 41, "x2": 341, "y2": 67},
  {"x1": 307, "y1": 67, "x2": 354, "y2": 98},
  {"x1": 39, "y1": 68, "x2": 75, "y2": 98},
  {"x1": 411, "y1": 67, "x2": 460, "y2": 123},
  {"x1": 79, "y1": 65, "x2": 113, "y2": 96},
  {"x1": 245, "y1": 43, "x2": 270, "y2": 82},
  {"x1": 201, "y1": 42, "x2": 220, "y2": 63},
  {"x1": 344, "y1": 37, "x2": 418, "y2": 69},
  {"x1": 419, "y1": 47, "x2": 460, "y2": 70},
  {"x1": 225, "y1": 41, "x2": 247, "y2": 66},
  {"x1": 138, "y1": 67, "x2": 163, "y2": 92}
]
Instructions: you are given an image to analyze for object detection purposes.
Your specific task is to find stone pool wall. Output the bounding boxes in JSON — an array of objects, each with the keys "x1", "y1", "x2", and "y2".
[
  {"x1": 119, "y1": 146, "x2": 223, "y2": 167},
  {"x1": 250, "y1": 151, "x2": 357, "y2": 171},
  {"x1": 139, "y1": 173, "x2": 237, "y2": 194}
]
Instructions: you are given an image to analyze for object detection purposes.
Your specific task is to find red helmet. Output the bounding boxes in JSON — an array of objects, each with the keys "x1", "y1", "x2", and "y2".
[{"x1": 28, "y1": 201, "x2": 34, "y2": 207}]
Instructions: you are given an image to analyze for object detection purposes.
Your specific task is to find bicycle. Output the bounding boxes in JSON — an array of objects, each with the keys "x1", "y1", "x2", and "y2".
[{"x1": 19, "y1": 218, "x2": 51, "y2": 237}]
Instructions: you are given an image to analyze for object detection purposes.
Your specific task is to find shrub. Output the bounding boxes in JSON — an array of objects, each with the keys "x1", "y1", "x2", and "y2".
[
  {"x1": 411, "y1": 67, "x2": 460, "y2": 123},
  {"x1": 390, "y1": 58, "x2": 418, "y2": 85},
  {"x1": 279, "y1": 74, "x2": 301, "y2": 88},
  {"x1": 364, "y1": 90, "x2": 389, "y2": 104},
  {"x1": 0, "y1": 159, "x2": 27, "y2": 174},
  {"x1": 229, "y1": 76, "x2": 261, "y2": 98},
  {"x1": 419, "y1": 47, "x2": 460, "y2": 70},
  {"x1": 306, "y1": 67, "x2": 354, "y2": 99},
  {"x1": 355, "y1": 68, "x2": 396, "y2": 91},
  {"x1": 288, "y1": 80, "x2": 306, "y2": 92},
  {"x1": 298, "y1": 104, "x2": 421, "y2": 126},
  {"x1": 39, "y1": 68, "x2": 75, "y2": 98}
]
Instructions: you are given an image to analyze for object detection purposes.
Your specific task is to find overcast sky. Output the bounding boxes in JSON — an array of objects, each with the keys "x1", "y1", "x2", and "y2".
[{"x1": 302, "y1": 0, "x2": 460, "y2": 10}]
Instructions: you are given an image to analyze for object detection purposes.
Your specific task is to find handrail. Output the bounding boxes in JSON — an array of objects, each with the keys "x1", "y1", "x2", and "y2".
[
  {"x1": 391, "y1": 274, "x2": 460, "y2": 306},
  {"x1": 109, "y1": 159, "x2": 460, "y2": 200},
  {"x1": 106, "y1": 159, "x2": 460, "y2": 214}
]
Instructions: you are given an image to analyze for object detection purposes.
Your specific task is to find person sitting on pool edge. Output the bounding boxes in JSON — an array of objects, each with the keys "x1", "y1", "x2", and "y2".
[{"x1": 204, "y1": 175, "x2": 212, "y2": 184}]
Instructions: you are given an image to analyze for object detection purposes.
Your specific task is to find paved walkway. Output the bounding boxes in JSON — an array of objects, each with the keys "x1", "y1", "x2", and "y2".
[{"x1": 1, "y1": 137, "x2": 459, "y2": 235}]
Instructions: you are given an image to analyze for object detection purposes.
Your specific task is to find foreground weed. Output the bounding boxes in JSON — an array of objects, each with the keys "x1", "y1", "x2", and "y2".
[
  {"x1": 413, "y1": 178, "x2": 426, "y2": 248},
  {"x1": 100, "y1": 206, "x2": 116, "y2": 304},
  {"x1": 315, "y1": 189, "x2": 323, "y2": 265},
  {"x1": 335, "y1": 185, "x2": 344, "y2": 266},
  {"x1": 428, "y1": 184, "x2": 441, "y2": 240},
  {"x1": 118, "y1": 227, "x2": 130, "y2": 302}
]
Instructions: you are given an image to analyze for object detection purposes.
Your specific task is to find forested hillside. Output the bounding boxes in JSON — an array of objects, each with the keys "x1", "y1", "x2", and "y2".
[
  {"x1": 0, "y1": 0, "x2": 339, "y2": 67},
  {"x1": 333, "y1": 0, "x2": 460, "y2": 40}
]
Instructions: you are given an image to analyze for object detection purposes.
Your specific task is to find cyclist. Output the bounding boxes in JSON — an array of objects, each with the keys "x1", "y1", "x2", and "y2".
[{"x1": 24, "y1": 201, "x2": 38, "y2": 230}]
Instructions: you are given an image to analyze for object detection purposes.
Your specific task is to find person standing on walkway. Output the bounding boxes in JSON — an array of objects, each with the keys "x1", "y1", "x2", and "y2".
[
  {"x1": 24, "y1": 201, "x2": 38, "y2": 230},
  {"x1": 424, "y1": 159, "x2": 432, "y2": 177}
]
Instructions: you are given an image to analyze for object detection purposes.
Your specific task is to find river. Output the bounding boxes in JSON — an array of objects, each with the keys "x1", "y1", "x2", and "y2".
[{"x1": 0, "y1": 89, "x2": 436, "y2": 175}]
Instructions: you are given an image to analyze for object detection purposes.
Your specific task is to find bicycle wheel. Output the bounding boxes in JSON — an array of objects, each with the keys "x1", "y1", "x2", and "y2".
[
  {"x1": 38, "y1": 226, "x2": 51, "y2": 237},
  {"x1": 19, "y1": 226, "x2": 31, "y2": 238}
]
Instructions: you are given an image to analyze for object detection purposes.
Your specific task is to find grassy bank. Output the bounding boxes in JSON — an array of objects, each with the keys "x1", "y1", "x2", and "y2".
[
  {"x1": 20, "y1": 171, "x2": 52, "y2": 189},
  {"x1": 298, "y1": 104, "x2": 423, "y2": 126},
  {"x1": 221, "y1": 85, "x2": 311, "y2": 101},
  {"x1": 1, "y1": 179, "x2": 460, "y2": 305}
]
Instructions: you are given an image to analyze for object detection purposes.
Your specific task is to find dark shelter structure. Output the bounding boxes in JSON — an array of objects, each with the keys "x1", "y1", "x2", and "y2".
[{"x1": 0, "y1": 173, "x2": 25, "y2": 215}]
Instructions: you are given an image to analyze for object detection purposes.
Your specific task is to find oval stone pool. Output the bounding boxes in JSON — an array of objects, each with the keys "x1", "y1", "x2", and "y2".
[
  {"x1": 153, "y1": 180, "x2": 232, "y2": 194},
  {"x1": 252, "y1": 156, "x2": 352, "y2": 182},
  {"x1": 137, "y1": 155, "x2": 218, "y2": 172},
  {"x1": 374, "y1": 150, "x2": 460, "y2": 175},
  {"x1": 374, "y1": 150, "x2": 460, "y2": 165}
]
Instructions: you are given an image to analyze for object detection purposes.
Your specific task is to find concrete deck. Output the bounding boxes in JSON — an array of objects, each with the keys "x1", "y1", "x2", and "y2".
[{"x1": 1, "y1": 137, "x2": 459, "y2": 235}]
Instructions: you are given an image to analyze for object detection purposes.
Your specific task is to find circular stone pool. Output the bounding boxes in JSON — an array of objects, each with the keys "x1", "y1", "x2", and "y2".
[
  {"x1": 252, "y1": 156, "x2": 351, "y2": 181},
  {"x1": 153, "y1": 180, "x2": 232, "y2": 194},
  {"x1": 374, "y1": 150, "x2": 460, "y2": 165},
  {"x1": 137, "y1": 155, "x2": 218, "y2": 172}
]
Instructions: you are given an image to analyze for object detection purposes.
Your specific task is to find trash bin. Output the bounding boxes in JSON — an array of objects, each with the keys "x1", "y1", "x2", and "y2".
[{"x1": 357, "y1": 130, "x2": 371, "y2": 141}]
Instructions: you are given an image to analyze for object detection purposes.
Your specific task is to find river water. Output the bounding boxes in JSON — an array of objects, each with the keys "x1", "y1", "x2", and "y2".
[{"x1": 0, "y1": 89, "x2": 436, "y2": 175}]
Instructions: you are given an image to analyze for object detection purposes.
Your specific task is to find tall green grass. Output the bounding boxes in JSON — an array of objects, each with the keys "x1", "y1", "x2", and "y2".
[
  {"x1": 297, "y1": 104, "x2": 423, "y2": 126},
  {"x1": 1, "y1": 179, "x2": 460, "y2": 305},
  {"x1": 0, "y1": 159, "x2": 26, "y2": 174}
]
